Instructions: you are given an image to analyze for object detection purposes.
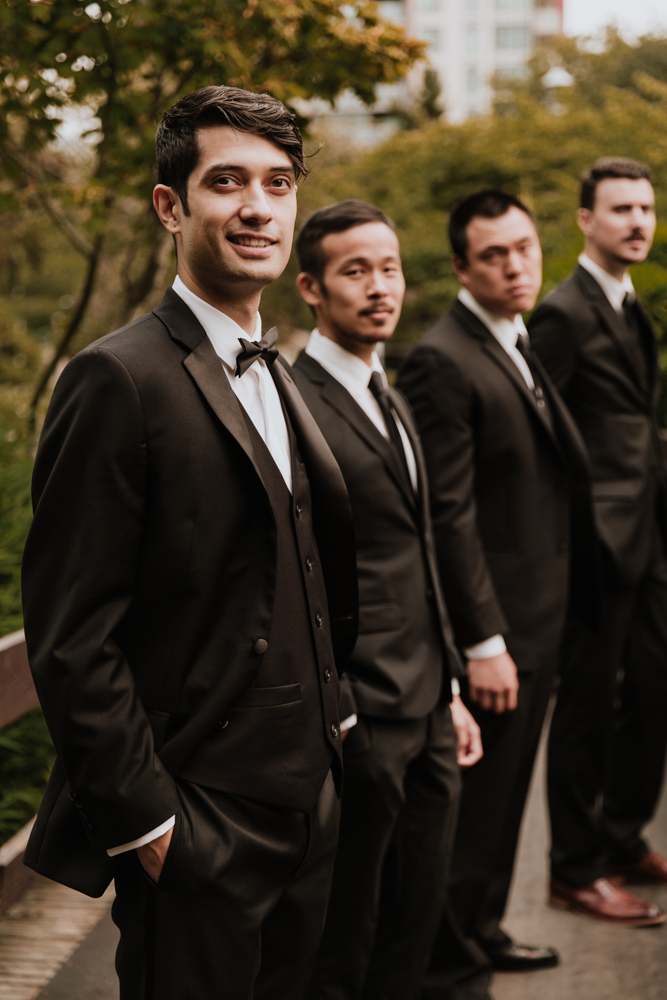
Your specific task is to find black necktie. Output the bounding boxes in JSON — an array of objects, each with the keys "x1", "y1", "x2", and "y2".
[
  {"x1": 235, "y1": 327, "x2": 279, "y2": 377},
  {"x1": 622, "y1": 293, "x2": 649, "y2": 386},
  {"x1": 368, "y1": 371, "x2": 412, "y2": 491},
  {"x1": 515, "y1": 333, "x2": 548, "y2": 412}
]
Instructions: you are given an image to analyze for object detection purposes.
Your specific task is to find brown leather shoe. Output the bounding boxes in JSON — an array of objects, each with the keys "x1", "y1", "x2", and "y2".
[
  {"x1": 549, "y1": 877, "x2": 666, "y2": 927},
  {"x1": 610, "y1": 852, "x2": 667, "y2": 886}
]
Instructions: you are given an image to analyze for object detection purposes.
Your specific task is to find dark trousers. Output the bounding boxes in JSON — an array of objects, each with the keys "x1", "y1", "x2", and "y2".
[
  {"x1": 549, "y1": 550, "x2": 667, "y2": 886},
  {"x1": 425, "y1": 662, "x2": 557, "y2": 999},
  {"x1": 307, "y1": 705, "x2": 461, "y2": 1000},
  {"x1": 112, "y1": 771, "x2": 339, "y2": 1000}
]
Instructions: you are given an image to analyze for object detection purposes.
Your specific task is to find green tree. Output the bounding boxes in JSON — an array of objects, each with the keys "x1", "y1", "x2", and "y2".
[{"x1": 0, "y1": 0, "x2": 423, "y2": 420}]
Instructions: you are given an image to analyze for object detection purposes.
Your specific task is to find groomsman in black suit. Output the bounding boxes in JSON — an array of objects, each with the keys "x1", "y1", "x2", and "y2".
[
  {"x1": 529, "y1": 158, "x2": 667, "y2": 924},
  {"x1": 21, "y1": 86, "x2": 359, "y2": 1000},
  {"x1": 398, "y1": 190, "x2": 601, "y2": 999},
  {"x1": 292, "y1": 199, "x2": 482, "y2": 1000}
]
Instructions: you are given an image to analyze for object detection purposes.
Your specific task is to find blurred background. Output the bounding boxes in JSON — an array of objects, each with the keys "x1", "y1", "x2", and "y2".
[{"x1": 2, "y1": 0, "x2": 667, "y2": 852}]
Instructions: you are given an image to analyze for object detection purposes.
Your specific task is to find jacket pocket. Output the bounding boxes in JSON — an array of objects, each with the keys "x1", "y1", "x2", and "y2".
[
  {"x1": 358, "y1": 602, "x2": 404, "y2": 635},
  {"x1": 235, "y1": 683, "x2": 301, "y2": 708},
  {"x1": 592, "y1": 480, "x2": 642, "y2": 501}
]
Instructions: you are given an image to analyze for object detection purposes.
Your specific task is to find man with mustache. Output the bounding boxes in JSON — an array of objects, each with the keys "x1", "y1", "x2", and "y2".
[
  {"x1": 21, "y1": 86, "x2": 358, "y2": 999},
  {"x1": 529, "y1": 158, "x2": 667, "y2": 923},
  {"x1": 397, "y1": 189, "x2": 601, "y2": 998},
  {"x1": 292, "y1": 200, "x2": 482, "y2": 1000}
]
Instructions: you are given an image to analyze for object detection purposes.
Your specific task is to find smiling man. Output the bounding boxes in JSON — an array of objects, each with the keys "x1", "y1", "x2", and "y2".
[
  {"x1": 397, "y1": 190, "x2": 599, "y2": 999},
  {"x1": 291, "y1": 200, "x2": 481, "y2": 1000},
  {"x1": 21, "y1": 86, "x2": 358, "y2": 1000},
  {"x1": 529, "y1": 158, "x2": 667, "y2": 925}
]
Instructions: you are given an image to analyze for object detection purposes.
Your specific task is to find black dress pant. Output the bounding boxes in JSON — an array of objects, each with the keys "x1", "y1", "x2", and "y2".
[
  {"x1": 112, "y1": 771, "x2": 339, "y2": 1000},
  {"x1": 549, "y1": 548, "x2": 667, "y2": 886},
  {"x1": 424, "y1": 661, "x2": 557, "y2": 1000},
  {"x1": 307, "y1": 705, "x2": 461, "y2": 1000}
]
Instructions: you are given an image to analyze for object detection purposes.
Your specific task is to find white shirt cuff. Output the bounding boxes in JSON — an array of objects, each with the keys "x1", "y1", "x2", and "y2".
[
  {"x1": 107, "y1": 814, "x2": 176, "y2": 857},
  {"x1": 464, "y1": 634, "x2": 507, "y2": 660},
  {"x1": 451, "y1": 678, "x2": 461, "y2": 697},
  {"x1": 340, "y1": 714, "x2": 358, "y2": 732}
]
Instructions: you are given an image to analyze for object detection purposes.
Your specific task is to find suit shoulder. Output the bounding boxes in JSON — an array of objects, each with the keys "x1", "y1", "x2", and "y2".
[
  {"x1": 532, "y1": 274, "x2": 586, "y2": 321},
  {"x1": 403, "y1": 314, "x2": 474, "y2": 376}
]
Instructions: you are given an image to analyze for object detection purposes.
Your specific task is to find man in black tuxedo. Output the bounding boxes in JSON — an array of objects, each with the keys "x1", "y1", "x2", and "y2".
[
  {"x1": 397, "y1": 190, "x2": 601, "y2": 999},
  {"x1": 21, "y1": 86, "x2": 359, "y2": 1000},
  {"x1": 529, "y1": 158, "x2": 667, "y2": 923},
  {"x1": 291, "y1": 200, "x2": 482, "y2": 1000}
]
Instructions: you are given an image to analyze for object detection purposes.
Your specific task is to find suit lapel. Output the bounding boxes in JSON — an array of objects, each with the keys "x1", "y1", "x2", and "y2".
[
  {"x1": 574, "y1": 267, "x2": 649, "y2": 398},
  {"x1": 298, "y1": 354, "x2": 417, "y2": 511},
  {"x1": 452, "y1": 301, "x2": 563, "y2": 456},
  {"x1": 153, "y1": 289, "x2": 265, "y2": 489}
]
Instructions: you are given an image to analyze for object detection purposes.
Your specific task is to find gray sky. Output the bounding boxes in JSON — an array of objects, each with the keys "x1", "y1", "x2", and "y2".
[{"x1": 564, "y1": 0, "x2": 667, "y2": 40}]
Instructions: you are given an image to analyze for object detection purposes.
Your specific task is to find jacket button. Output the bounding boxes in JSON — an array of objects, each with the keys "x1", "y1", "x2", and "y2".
[
  {"x1": 324, "y1": 668, "x2": 332, "y2": 682},
  {"x1": 254, "y1": 638, "x2": 268, "y2": 655},
  {"x1": 306, "y1": 558, "x2": 313, "y2": 572},
  {"x1": 426, "y1": 587, "x2": 433, "y2": 600},
  {"x1": 295, "y1": 504, "x2": 302, "y2": 518},
  {"x1": 216, "y1": 720, "x2": 229, "y2": 732},
  {"x1": 557, "y1": 540, "x2": 569, "y2": 555},
  {"x1": 330, "y1": 723, "x2": 339, "y2": 738},
  {"x1": 315, "y1": 613, "x2": 323, "y2": 628}
]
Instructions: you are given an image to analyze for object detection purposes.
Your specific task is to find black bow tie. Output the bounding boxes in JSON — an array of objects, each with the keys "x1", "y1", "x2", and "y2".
[{"x1": 235, "y1": 327, "x2": 279, "y2": 377}]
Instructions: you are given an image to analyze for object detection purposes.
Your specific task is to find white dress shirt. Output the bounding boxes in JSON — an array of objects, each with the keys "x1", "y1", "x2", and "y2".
[
  {"x1": 108, "y1": 277, "x2": 294, "y2": 859},
  {"x1": 578, "y1": 253, "x2": 635, "y2": 314},
  {"x1": 457, "y1": 288, "x2": 541, "y2": 662},
  {"x1": 305, "y1": 329, "x2": 419, "y2": 492}
]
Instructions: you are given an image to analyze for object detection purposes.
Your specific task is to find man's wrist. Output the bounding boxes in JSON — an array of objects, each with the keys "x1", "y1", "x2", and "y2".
[
  {"x1": 107, "y1": 815, "x2": 176, "y2": 857},
  {"x1": 464, "y1": 634, "x2": 507, "y2": 661}
]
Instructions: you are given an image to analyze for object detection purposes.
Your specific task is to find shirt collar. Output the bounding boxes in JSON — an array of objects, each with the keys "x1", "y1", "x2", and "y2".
[
  {"x1": 458, "y1": 288, "x2": 527, "y2": 351},
  {"x1": 305, "y1": 328, "x2": 386, "y2": 393},
  {"x1": 578, "y1": 253, "x2": 634, "y2": 314},
  {"x1": 172, "y1": 274, "x2": 262, "y2": 370}
]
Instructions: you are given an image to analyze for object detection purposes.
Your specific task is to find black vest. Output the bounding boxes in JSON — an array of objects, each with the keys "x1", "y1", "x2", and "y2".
[{"x1": 180, "y1": 398, "x2": 341, "y2": 812}]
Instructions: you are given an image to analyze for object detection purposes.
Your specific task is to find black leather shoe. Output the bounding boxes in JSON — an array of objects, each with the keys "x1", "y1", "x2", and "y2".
[{"x1": 488, "y1": 942, "x2": 560, "y2": 971}]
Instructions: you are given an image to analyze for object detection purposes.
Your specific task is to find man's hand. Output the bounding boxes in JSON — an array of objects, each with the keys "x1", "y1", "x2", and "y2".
[
  {"x1": 467, "y1": 652, "x2": 519, "y2": 714},
  {"x1": 450, "y1": 695, "x2": 483, "y2": 768},
  {"x1": 136, "y1": 826, "x2": 173, "y2": 884}
]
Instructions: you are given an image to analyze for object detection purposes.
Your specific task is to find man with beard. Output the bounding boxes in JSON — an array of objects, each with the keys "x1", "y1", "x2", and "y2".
[
  {"x1": 21, "y1": 86, "x2": 358, "y2": 999},
  {"x1": 529, "y1": 158, "x2": 667, "y2": 923},
  {"x1": 292, "y1": 200, "x2": 482, "y2": 1000}
]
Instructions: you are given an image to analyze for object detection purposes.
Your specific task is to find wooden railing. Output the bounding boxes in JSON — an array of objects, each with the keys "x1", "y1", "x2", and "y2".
[{"x1": 0, "y1": 630, "x2": 40, "y2": 917}]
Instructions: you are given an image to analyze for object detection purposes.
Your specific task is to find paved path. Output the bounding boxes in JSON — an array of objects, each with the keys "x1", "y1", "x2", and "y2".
[{"x1": 5, "y1": 713, "x2": 665, "y2": 1000}]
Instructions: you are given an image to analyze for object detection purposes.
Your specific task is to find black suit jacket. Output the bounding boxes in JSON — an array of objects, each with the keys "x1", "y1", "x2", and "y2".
[
  {"x1": 21, "y1": 289, "x2": 358, "y2": 894},
  {"x1": 293, "y1": 352, "x2": 463, "y2": 721},
  {"x1": 529, "y1": 265, "x2": 667, "y2": 585},
  {"x1": 397, "y1": 301, "x2": 598, "y2": 672}
]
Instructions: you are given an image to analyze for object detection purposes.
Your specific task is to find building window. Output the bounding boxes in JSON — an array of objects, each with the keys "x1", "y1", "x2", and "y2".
[
  {"x1": 496, "y1": 0, "x2": 531, "y2": 8},
  {"x1": 496, "y1": 25, "x2": 530, "y2": 48},
  {"x1": 422, "y1": 28, "x2": 440, "y2": 50},
  {"x1": 422, "y1": 0, "x2": 440, "y2": 10},
  {"x1": 467, "y1": 25, "x2": 479, "y2": 51},
  {"x1": 466, "y1": 0, "x2": 478, "y2": 9},
  {"x1": 468, "y1": 67, "x2": 478, "y2": 92},
  {"x1": 495, "y1": 65, "x2": 529, "y2": 80}
]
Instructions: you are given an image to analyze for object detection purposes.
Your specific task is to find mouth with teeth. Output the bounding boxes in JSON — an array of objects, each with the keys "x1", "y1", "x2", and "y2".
[{"x1": 228, "y1": 234, "x2": 276, "y2": 249}]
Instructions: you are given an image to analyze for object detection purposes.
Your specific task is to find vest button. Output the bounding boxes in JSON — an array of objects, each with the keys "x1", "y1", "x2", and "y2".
[
  {"x1": 216, "y1": 720, "x2": 229, "y2": 732},
  {"x1": 315, "y1": 613, "x2": 323, "y2": 628},
  {"x1": 306, "y1": 558, "x2": 313, "y2": 572},
  {"x1": 330, "y1": 723, "x2": 339, "y2": 738},
  {"x1": 324, "y1": 668, "x2": 332, "y2": 682},
  {"x1": 557, "y1": 540, "x2": 569, "y2": 555},
  {"x1": 295, "y1": 504, "x2": 302, "y2": 518},
  {"x1": 254, "y1": 638, "x2": 268, "y2": 655}
]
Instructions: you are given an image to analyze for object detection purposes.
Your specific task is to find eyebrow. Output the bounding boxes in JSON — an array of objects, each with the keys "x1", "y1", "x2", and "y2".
[
  {"x1": 202, "y1": 163, "x2": 296, "y2": 178},
  {"x1": 339, "y1": 254, "x2": 401, "y2": 267}
]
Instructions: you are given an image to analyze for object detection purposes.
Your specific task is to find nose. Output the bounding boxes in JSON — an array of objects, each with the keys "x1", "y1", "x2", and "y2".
[
  {"x1": 368, "y1": 268, "x2": 390, "y2": 296},
  {"x1": 238, "y1": 179, "x2": 273, "y2": 225},
  {"x1": 505, "y1": 250, "x2": 523, "y2": 276}
]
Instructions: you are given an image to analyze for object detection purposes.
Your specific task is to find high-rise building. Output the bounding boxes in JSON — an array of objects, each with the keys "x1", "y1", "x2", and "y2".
[{"x1": 383, "y1": 0, "x2": 563, "y2": 122}]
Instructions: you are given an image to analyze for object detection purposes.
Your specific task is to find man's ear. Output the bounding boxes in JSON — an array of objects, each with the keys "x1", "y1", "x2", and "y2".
[
  {"x1": 153, "y1": 185, "x2": 182, "y2": 235},
  {"x1": 296, "y1": 271, "x2": 324, "y2": 309},
  {"x1": 451, "y1": 254, "x2": 468, "y2": 285},
  {"x1": 577, "y1": 207, "x2": 593, "y2": 238}
]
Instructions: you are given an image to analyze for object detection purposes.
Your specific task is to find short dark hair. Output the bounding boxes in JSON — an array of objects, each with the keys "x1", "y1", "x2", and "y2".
[
  {"x1": 580, "y1": 157, "x2": 652, "y2": 210},
  {"x1": 448, "y1": 189, "x2": 535, "y2": 262},
  {"x1": 296, "y1": 200, "x2": 395, "y2": 284},
  {"x1": 155, "y1": 85, "x2": 307, "y2": 215}
]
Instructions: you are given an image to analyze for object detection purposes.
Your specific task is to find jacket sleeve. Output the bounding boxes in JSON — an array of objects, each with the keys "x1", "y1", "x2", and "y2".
[
  {"x1": 397, "y1": 345, "x2": 508, "y2": 650},
  {"x1": 527, "y1": 301, "x2": 578, "y2": 393},
  {"x1": 21, "y1": 348, "x2": 180, "y2": 852}
]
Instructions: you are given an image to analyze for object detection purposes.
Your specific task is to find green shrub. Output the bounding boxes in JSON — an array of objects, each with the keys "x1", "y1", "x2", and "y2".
[{"x1": 0, "y1": 709, "x2": 54, "y2": 844}]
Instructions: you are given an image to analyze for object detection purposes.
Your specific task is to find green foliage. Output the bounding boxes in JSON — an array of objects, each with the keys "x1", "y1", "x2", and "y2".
[
  {"x1": 0, "y1": 709, "x2": 55, "y2": 844},
  {"x1": 0, "y1": 410, "x2": 33, "y2": 636}
]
